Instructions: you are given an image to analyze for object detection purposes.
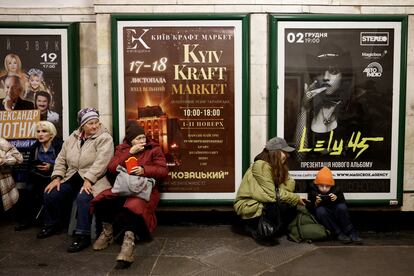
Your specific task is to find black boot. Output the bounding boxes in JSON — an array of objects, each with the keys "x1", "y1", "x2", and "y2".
[
  {"x1": 37, "y1": 225, "x2": 61, "y2": 239},
  {"x1": 14, "y1": 221, "x2": 32, "y2": 231},
  {"x1": 67, "y1": 235, "x2": 91, "y2": 253}
]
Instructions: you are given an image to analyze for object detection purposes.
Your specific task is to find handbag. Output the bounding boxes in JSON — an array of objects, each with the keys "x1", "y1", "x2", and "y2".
[
  {"x1": 256, "y1": 189, "x2": 282, "y2": 239},
  {"x1": 111, "y1": 165, "x2": 155, "y2": 201}
]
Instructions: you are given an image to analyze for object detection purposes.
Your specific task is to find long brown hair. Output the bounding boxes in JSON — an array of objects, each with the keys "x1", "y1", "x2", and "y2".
[{"x1": 255, "y1": 149, "x2": 289, "y2": 187}]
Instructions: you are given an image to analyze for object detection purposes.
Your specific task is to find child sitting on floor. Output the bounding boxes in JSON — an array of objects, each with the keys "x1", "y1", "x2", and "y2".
[{"x1": 307, "y1": 166, "x2": 362, "y2": 244}]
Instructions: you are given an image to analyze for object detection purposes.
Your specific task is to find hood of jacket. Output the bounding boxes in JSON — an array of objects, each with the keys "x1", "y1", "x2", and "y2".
[{"x1": 73, "y1": 124, "x2": 110, "y2": 140}]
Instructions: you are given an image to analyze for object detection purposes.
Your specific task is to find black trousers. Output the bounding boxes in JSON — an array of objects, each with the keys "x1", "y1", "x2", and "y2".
[
  {"x1": 93, "y1": 197, "x2": 149, "y2": 240},
  {"x1": 244, "y1": 201, "x2": 297, "y2": 236},
  {"x1": 14, "y1": 170, "x2": 51, "y2": 224}
]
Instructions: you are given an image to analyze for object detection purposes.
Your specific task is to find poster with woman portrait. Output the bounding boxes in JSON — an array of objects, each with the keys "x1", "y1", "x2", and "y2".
[
  {"x1": 270, "y1": 17, "x2": 407, "y2": 204},
  {"x1": 0, "y1": 24, "x2": 79, "y2": 184},
  {"x1": 113, "y1": 15, "x2": 249, "y2": 203}
]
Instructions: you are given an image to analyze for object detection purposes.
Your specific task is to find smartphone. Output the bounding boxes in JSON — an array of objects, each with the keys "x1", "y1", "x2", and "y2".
[
  {"x1": 32, "y1": 160, "x2": 45, "y2": 166},
  {"x1": 319, "y1": 194, "x2": 331, "y2": 201}
]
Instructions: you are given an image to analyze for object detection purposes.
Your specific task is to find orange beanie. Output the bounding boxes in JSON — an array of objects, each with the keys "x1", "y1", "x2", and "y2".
[{"x1": 314, "y1": 166, "x2": 335, "y2": 186}]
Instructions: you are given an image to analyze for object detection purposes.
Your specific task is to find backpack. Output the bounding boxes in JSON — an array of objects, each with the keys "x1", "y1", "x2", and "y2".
[{"x1": 288, "y1": 205, "x2": 330, "y2": 243}]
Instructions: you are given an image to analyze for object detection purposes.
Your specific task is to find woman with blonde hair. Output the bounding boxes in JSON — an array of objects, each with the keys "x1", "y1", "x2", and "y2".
[
  {"x1": 14, "y1": 121, "x2": 63, "y2": 231},
  {"x1": 0, "y1": 53, "x2": 28, "y2": 92}
]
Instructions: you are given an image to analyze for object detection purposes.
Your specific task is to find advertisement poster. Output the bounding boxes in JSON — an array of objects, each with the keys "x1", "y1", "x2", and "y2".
[
  {"x1": 115, "y1": 19, "x2": 245, "y2": 201},
  {"x1": 0, "y1": 27, "x2": 69, "y2": 183},
  {"x1": 276, "y1": 21, "x2": 404, "y2": 201}
]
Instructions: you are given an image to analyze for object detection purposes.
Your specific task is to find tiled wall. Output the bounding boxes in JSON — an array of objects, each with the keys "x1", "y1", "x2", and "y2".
[{"x1": 1, "y1": 0, "x2": 414, "y2": 209}]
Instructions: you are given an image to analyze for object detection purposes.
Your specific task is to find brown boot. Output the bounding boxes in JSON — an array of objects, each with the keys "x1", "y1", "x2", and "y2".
[
  {"x1": 93, "y1": 223, "x2": 113, "y2": 251},
  {"x1": 116, "y1": 231, "x2": 135, "y2": 264}
]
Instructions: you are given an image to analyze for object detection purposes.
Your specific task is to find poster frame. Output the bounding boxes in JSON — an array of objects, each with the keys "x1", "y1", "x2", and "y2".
[
  {"x1": 111, "y1": 14, "x2": 250, "y2": 205},
  {"x1": 0, "y1": 22, "x2": 80, "y2": 136},
  {"x1": 268, "y1": 14, "x2": 407, "y2": 206}
]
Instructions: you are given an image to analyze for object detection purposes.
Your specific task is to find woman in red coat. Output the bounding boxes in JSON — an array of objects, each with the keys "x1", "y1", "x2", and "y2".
[{"x1": 91, "y1": 120, "x2": 168, "y2": 269}]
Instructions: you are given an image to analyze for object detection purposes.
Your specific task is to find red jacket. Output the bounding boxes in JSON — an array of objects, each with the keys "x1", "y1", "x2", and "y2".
[{"x1": 91, "y1": 140, "x2": 168, "y2": 233}]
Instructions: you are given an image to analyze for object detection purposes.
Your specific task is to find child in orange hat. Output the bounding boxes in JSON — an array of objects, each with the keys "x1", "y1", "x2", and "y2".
[{"x1": 307, "y1": 166, "x2": 362, "y2": 244}]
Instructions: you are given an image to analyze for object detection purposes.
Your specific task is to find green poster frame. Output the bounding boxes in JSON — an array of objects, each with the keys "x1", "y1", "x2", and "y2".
[
  {"x1": 111, "y1": 14, "x2": 250, "y2": 205},
  {"x1": 269, "y1": 14, "x2": 407, "y2": 206}
]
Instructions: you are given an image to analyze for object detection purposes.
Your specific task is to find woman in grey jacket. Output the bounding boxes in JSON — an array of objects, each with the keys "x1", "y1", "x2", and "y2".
[{"x1": 36, "y1": 107, "x2": 114, "y2": 253}]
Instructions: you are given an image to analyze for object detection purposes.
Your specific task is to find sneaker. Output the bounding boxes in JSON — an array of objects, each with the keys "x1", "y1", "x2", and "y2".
[
  {"x1": 350, "y1": 231, "x2": 363, "y2": 244},
  {"x1": 337, "y1": 233, "x2": 352, "y2": 244}
]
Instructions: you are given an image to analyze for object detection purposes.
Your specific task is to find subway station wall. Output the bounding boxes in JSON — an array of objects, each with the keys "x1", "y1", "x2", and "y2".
[{"x1": 0, "y1": 0, "x2": 414, "y2": 209}]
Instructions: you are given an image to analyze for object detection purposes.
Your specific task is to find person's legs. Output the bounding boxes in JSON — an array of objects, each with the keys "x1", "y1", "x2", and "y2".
[
  {"x1": 115, "y1": 209, "x2": 144, "y2": 269},
  {"x1": 93, "y1": 197, "x2": 127, "y2": 251},
  {"x1": 94, "y1": 197, "x2": 127, "y2": 224},
  {"x1": 37, "y1": 182, "x2": 75, "y2": 238},
  {"x1": 32, "y1": 174, "x2": 51, "y2": 220},
  {"x1": 42, "y1": 182, "x2": 75, "y2": 227},
  {"x1": 66, "y1": 173, "x2": 95, "y2": 253},
  {"x1": 315, "y1": 206, "x2": 340, "y2": 235},
  {"x1": 334, "y1": 203, "x2": 353, "y2": 234},
  {"x1": 74, "y1": 191, "x2": 93, "y2": 236},
  {"x1": 67, "y1": 190, "x2": 94, "y2": 253},
  {"x1": 15, "y1": 173, "x2": 51, "y2": 230},
  {"x1": 243, "y1": 207, "x2": 278, "y2": 246},
  {"x1": 277, "y1": 202, "x2": 297, "y2": 233},
  {"x1": 122, "y1": 209, "x2": 150, "y2": 240},
  {"x1": 242, "y1": 217, "x2": 260, "y2": 237},
  {"x1": 316, "y1": 205, "x2": 351, "y2": 244},
  {"x1": 14, "y1": 186, "x2": 34, "y2": 230},
  {"x1": 38, "y1": 173, "x2": 83, "y2": 239},
  {"x1": 334, "y1": 203, "x2": 362, "y2": 243}
]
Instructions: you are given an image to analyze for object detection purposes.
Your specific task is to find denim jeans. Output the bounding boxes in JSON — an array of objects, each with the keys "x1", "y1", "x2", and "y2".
[
  {"x1": 315, "y1": 202, "x2": 354, "y2": 236},
  {"x1": 43, "y1": 173, "x2": 93, "y2": 235}
]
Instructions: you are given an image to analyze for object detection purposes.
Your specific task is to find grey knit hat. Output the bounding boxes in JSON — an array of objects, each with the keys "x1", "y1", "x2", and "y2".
[
  {"x1": 265, "y1": 137, "x2": 295, "y2": 152},
  {"x1": 77, "y1": 107, "x2": 99, "y2": 127}
]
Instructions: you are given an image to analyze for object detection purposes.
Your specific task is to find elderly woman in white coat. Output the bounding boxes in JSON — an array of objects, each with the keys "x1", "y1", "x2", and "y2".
[
  {"x1": 36, "y1": 107, "x2": 114, "y2": 254},
  {"x1": 0, "y1": 137, "x2": 23, "y2": 212}
]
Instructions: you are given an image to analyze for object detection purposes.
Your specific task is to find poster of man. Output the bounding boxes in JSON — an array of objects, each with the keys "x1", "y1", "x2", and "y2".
[{"x1": 276, "y1": 20, "x2": 404, "y2": 200}]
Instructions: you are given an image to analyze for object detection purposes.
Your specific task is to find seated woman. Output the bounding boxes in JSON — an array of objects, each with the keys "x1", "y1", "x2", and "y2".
[
  {"x1": 14, "y1": 121, "x2": 63, "y2": 231},
  {"x1": 0, "y1": 137, "x2": 23, "y2": 213},
  {"x1": 91, "y1": 120, "x2": 168, "y2": 269},
  {"x1": 37, "y1": 107, "x2": 114, "y2": 254},
  {"x1": 234, "y1": 137, "x2": 308, "y2": 245}
]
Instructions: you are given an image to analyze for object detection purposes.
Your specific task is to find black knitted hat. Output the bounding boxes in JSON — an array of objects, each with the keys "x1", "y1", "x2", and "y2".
[{"x1": 125, "y1": 120, "x2": 145, "y2": 143}]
